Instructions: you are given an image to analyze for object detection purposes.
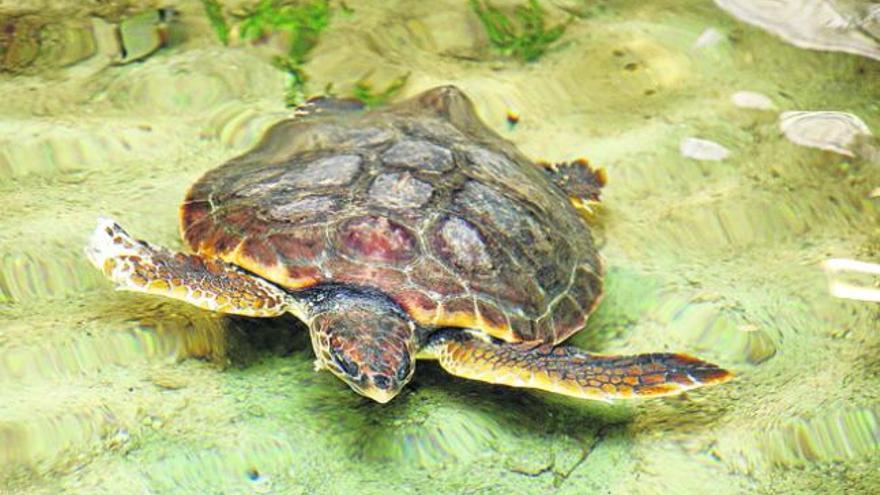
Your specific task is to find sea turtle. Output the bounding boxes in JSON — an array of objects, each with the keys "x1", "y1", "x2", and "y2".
[{"x1": 86, "y1": 86, "x2": 731, "y2": 403}]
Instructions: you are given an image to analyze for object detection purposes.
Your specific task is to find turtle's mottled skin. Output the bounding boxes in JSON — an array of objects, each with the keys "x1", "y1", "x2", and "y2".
[{"x1": 87, "y1": 86, "x2": 731, "y2": 403}]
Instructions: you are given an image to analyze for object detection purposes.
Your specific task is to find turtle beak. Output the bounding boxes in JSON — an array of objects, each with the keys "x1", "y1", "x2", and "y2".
[{"x1": 360, "y1": 386, "x2": 400, "y2": 404}]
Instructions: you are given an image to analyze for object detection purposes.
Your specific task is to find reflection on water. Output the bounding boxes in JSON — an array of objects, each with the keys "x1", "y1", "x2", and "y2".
[{"x1": 1, "y1": 0, "x2": 878, "y2": 493}]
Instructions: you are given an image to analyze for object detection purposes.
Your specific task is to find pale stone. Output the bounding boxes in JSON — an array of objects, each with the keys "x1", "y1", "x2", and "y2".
[{"x1": 680, "y1": 137, "x2": 731, "y2": 161}]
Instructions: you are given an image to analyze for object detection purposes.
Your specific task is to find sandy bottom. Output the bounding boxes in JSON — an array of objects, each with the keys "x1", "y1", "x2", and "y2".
[{"x1": 1, "y1": 0, "x2": 878, "y2": 493}]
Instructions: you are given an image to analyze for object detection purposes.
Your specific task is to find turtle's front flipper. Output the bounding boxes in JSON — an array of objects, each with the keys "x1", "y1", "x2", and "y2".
[
  {"x1": 541, "y1": 158, "x2": 606, "y2": 214},
  {"x1": 420, "y1": 330, "x2": 731, "y2": 401},
  {"x1": 86, "y1": 218, "x2": 289, "y2": 317}
]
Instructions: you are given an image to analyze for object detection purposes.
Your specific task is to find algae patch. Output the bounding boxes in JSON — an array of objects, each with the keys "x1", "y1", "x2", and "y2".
[
  {"x1": 199, "y1": 0, "x2": 230, "y2": 46},
  {"x1": 200, "y1": 0, "x2": 332, "y2": 105},
  {"x1": 351, "y1": 72, "x2": 410, "y2": 108},
  {"x1": 198, "y1": 1, "x2": 407, "y2": 108},
  {"x1": 470, "y1": 0, "x2": 573, "y2": 62}
]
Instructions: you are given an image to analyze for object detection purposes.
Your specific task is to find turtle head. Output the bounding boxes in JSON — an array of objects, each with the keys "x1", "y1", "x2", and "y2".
[{"x1": 308, "y1": 290, "x2": 417, "y2": 403}]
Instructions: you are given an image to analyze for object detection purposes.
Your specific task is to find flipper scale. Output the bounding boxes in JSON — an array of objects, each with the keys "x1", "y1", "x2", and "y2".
[
  {"x1": 86, "y1": 218, "x2": 290, "y2": 317},
  {"x1": 420, "y1": 330, "x2": 732, "y2": 401}
]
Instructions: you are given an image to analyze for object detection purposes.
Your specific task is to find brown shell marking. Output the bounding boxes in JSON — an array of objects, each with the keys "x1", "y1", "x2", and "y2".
[
  {"x1": 325, "y1": 258, "x2": 408, "y2": 288},
  {"x1": 180, "y1": 200, "x2": 323, "y2": 290},
  {"x1": 406, "y1": 258, "x2": 467, "y2": 296},
  {"x1": 338, "y1": 215, "x2": 417, "y2": 264},
  {"x1": 393, "y1": 291, "x2": 514, "y2": 341},
  {"x1": 229, "y1": 233, "x2": 325, "y2": 290}
]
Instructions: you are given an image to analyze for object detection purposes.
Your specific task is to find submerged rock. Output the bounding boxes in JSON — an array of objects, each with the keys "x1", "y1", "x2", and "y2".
[
  {"x1": 680, "y1": 137, "x2": 731, "y2": 161},
  {"x1": 714, "y1": 0, "x2": 880, "y2": 61},
  {"x1": 730, "y1": 90, "x2": 776, "y2": 110},
  {"x1": 779, "y1": 111, "x2": 873, "y2": 156},
  {"x1": 693, "y1": 27, "x2": 726, "y2": 49},
  {"x1": 822, "y1": 258, "x2": 880, "y2": 302}
]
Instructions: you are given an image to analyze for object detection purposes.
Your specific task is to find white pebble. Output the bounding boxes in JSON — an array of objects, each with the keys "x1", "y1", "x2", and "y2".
[
  {"x1": 779, "y1": 111, "x2": 873, "y2": 157},
  {"x1": 730, "y1": 91, "x2": 776, "y2": 110},
  {"x1": 680, "y1": 137, "x2": 731, "y2": 161},
  {"x1": 822, "y1": 258, "x2": 880, "y2": 303},
  {"x1": 694, "y1": 28, "x2": 725, "y2": 49}
]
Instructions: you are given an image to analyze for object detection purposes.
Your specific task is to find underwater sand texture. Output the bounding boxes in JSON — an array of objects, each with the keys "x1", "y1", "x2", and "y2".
[{"x1": 1, "y1": 0, "x2": 879, "y2": 494}]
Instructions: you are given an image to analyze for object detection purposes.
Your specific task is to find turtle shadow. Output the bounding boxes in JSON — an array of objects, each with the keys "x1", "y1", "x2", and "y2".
[
  {"x1": 218, "y1": 314, "x2": 732, "y2": 432},
  {"x1": 314, "y1": 362, "x2": 733, "y2": 473},
  {"x1": 213, "y1": 316, "x2": 621, "y2": 432},
  {"x1": 220, "y1": 314, "x2": 311, "y2": 367},
  {"x1": 216, "y1": 315, "x2": 622, "y2": 424},
  {"x1": 211, "y1": 314, "x2": 733, "y2": 472}
]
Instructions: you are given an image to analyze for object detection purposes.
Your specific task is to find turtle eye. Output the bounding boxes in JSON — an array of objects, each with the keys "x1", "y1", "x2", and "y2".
[
  {"x1": 330, "y1": 348, "x2": 359, "y2": 377},
  {"x1": 396, "y1": 359, "x2": 411, "y2": 382}
]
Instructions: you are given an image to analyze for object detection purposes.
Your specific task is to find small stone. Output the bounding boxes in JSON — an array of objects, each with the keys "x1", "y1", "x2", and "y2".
[
  {"x1": 141, "y1": 415, "x2": 163, "y2": 429},
  {"x1": 247, "y1": 404, "x2": 266, "y2": 417},
  {"x1": 693, "y1": 27, "x2": 725, "y2": 49},
  {"x1": 730, "y1": 91, "x2": 776, "y2": 110},
  {"x1": 149, "y1": 370, "x2": 189, "y2": 390},
  {"x1": 822, "y1": 258, "x2": 880, "y2": 302},
  {"x1": 105, "y1": 428, "x2": 131, "y2": 451},
  {"x1": 680, "y1": 137, "x2": 731, "y2": 161}
]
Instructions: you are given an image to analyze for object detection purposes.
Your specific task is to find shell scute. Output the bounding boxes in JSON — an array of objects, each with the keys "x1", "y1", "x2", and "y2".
[
  {"x1": 285, "y1": 264, "x2": 322, "y2": 287},
  {"x1": 508, "y1": 315, "x2": 536, "y2": 341},
  {"x1": 367, "y1": 172, "x2": 434, "y2": 209},
  {"x1": 431, "y1": 216, "x2": 495, "y2": 276},
  {"x1": 552, "y1": 296, "x2": 587, "y2": 342},
  {"x1": 265, "y1": 196, "x2": 339, "y2": 224},
  {"x1": 476, "y1": 300, "x2": 509, "y2": 331},
  {"x1": 268, "y1": 227, "x2": 326, "y2": 264},
  {"x1": 407, "y1": 257, "x2": 466, "y2": 296},
  {"x1": 240, "y1": 237, "x2": 279, "y2": 267},
  {"x1": 392, "y1": 289, "x2": 439, "y2": 318},
  {"x1": 277, "y1": 154, "x2": 362, "y2": 188},
  {"x1": 382, "y1": 139, "x2": 454, "y2": 173},
  {"x1": 326, "y1": 257, "x2": 408, "y2": 288},
  {"x1": 337, "y1": 215, "x2": 418, "y2": 265}
]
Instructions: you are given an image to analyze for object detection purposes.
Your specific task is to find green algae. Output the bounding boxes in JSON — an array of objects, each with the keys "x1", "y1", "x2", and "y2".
[
  {"x1": 240, "y1": 0, "x2": 331, "y2": 105},
  {"x1": 199, "y1": 0, "x2": 332, "y2": 105},
  {"x1": 351, "y1": 72, "x2": 410, "y2": 108},
  {"x1": 470, "y1": 0, "x2": 573, "y2": 62},
  {"x1": 199, "y1": 0, "x2": 230, "y2": 46}
]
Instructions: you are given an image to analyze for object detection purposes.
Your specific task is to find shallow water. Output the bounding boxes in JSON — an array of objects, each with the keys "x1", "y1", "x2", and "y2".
[{"x1": 1, "y1": 0, "x2": 879, "y2": 494}]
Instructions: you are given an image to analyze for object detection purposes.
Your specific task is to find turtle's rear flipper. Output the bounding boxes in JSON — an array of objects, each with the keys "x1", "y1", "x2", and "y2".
[
  {"x1": 420, "y1": 330, "x2": 732, "y2": 401},
  {"x1": 86, "y1": 218, "x2": 289, "y2": 317},
  {"x1": 541, "y1": 158, "x2": 606, "y2": 214}
]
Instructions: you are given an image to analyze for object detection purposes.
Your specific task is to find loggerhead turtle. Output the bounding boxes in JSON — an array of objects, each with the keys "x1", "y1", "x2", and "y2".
[{"x1": 86, "y1": 86, "x2": 731, "y2": 403}]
